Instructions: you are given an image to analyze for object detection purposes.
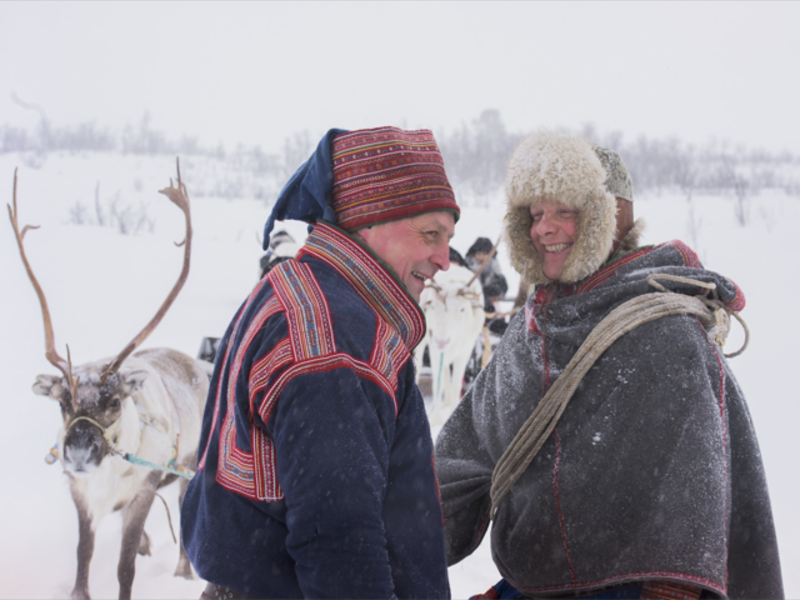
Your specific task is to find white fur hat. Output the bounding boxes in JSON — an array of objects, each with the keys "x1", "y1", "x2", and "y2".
[{"x1": 503, "y1": 130, "x2": 618, "y2": 285}]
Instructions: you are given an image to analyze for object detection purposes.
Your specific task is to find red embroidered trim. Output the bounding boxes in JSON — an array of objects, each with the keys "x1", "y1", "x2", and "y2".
[
  {"x1": 270, "y1": 261, "x2": 335, "y2": 360},
  {"x1": 197, "y1": 278, "x2": 274, "y2": 471},
  {"x1": 666, "y1": 240, "x2": 701, "y2": 269},
  {"x1": 369, "y1": 317, "x2": 408, "y2": 395},
  {"x1": 722, "y1": 276, "x2": 746, "y2": 312},
  {"x1": 705, "y1": 319, "x2": 730, "y2": 590},
  {"x1": 515, "y1": 570, "x2": 725, "y2": 595},
  {"x1": 640, "y1": 580, "x2": 702, "y2": 600},
  {"x1": 301, "y1": 222, "x2": 426, "y2": 350},
  {"x1": 469, "y1": 584, "x2": 501, "y2": 600},
  {"x1": 258, "y1": 354, "x2": 398, "y2": 425},
  {"x1": 553, "y1": 429, "x2": 577, "y2": 583},
  {"x1": 576, "y1": 246, "x2": 653, "y2": 295}
]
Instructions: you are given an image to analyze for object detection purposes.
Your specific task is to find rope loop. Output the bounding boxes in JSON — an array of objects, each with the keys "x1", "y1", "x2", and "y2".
[
  {"x1": 645, "y1": 273, "x2": 749, "y2": 357},
  {"x1": 66, "y1": 415, "x2": 121, "y2": 447}
]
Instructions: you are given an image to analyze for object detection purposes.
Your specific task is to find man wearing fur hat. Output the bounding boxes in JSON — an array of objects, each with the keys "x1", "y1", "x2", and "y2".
[
  {"x1": 435, "y1": 131, "x2": 783, "y2": 599},
  {"x1": 182, "y1": 127, "x2": 458, "y2": 599}
]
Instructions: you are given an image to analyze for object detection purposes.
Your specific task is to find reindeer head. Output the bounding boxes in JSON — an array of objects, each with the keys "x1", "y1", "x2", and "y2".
[
  {"x1": 421, "y1": 265, "x2": 485, "y2": 352},
  {"x1": 33, "y1": 366, "x2": 149, "y2": 474},
  {"x1": 8, "y1": 162, "x2": 191, "y2": 475}
]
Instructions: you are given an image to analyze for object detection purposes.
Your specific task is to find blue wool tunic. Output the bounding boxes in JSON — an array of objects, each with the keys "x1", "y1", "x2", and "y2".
[{"x1": 182, "y1": 222, "x2": 449, "y2": 599}]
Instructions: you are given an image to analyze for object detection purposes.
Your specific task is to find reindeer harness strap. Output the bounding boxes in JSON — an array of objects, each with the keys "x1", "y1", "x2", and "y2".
[
  {"x1": 67, "y1": 415, "x2": 123, "y2": 447},
  {"x1": 489, "y1": 274, "x2": 749, "y2": 516},
  {"x1": 60, "y1": 415, "x2": 194, "y2": 479},
  {"x1": 113, "y1": 451, "x2": 194, "y2": 480}
]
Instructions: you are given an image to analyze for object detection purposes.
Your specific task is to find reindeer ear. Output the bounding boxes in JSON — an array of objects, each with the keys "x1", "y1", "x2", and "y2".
[
  {"x1": 32, "y1": 374, "x2": 65, "y2": 401},
  {"x1": 119, "y1": 370, "x2": 149, "y2": 396}
]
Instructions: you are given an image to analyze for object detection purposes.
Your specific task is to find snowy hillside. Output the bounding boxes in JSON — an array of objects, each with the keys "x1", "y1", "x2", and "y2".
[{"x1": 1, "y1": 152, "x2": 796, "y2": 598}]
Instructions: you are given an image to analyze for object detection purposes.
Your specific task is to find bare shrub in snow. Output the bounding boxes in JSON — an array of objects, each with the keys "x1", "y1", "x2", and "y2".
[
  {"x1": 66, "y1": 181, "x2": 155, "y2": 235},
  {"x1": 6, "y1": 111, "x2": 800, "y2": 209},
  {"x1": 720, "y1": 156, "x2": 753, "y2": 226},
  {"x1": 110, "y1": 198, "x2": 155, "y2": 235},
  {"x1": 686, "y1": 196, "x2": 703, "y2": 256},
  {"x1": 68, "y1": 200, "x2": 90, "y2": 226},
  {"x1": 94, "y1": 181, "x2": 108, "y2": 226},
  {"x1": 438, "y1": 110, "x2": 523, "y2": 205}
]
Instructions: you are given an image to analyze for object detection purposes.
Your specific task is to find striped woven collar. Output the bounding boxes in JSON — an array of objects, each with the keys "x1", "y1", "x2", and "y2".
[
  {"x1": 530, "y1": 239, "x2": 745, "y2": 312},
  {"x1": 298, "y1": 221, "x2": 426, "y2": 350}
]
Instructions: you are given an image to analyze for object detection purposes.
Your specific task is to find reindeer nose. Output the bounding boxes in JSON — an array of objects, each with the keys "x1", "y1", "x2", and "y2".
[
  {"x1": 64, "y1": 422, "x2": 105, "y2": 471},
  {"x1": 434, "y1": 336, "x2": 451, "y2": 350}
]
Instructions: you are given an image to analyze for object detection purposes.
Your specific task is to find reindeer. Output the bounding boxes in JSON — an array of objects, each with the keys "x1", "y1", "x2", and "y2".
[
  {"x1": 7, "y1": 164, "x2": 209, "y2": 600},
  {"x1": 416, "y1": 264, "x2": 485, "y2": 426}
]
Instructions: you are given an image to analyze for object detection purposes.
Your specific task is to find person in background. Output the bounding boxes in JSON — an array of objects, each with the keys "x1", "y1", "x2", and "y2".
[
  {"x1": 465, "y1": 236, "x2": 508, "y2": 313},
  {"x1": 259, "y1": 229, "x2": 299, "y2": 279},
  {"x1": 435, "y1": 130, "x2": 783, "y2": 599},
  {"x1": 182, "y1": 126, "x2": 459, "y2": 600},
  {"x1": 465, "y1": 237, "x2": 509, "y2": 338}
]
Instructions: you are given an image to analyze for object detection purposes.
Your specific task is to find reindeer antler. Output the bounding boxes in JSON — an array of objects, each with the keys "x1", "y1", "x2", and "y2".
[
  {"x1": 424, "y1": 280, "x2": 444, "y2": 294},
  {"x1": 8, "y1": 168, "x2": 81, "y2": 410},
  {"x1": 100, "y1": 158, "x2": 193, "y2": 382},
  {"x1": 456, "y1": 288, "x2": 483, "y2": 303}
]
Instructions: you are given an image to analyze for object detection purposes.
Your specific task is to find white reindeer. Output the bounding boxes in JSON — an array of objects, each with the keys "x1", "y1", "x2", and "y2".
[
  {"x1": 417, "y1": 264, "x2": 485, "y2": 426},
  {"x1": 8, "y1": 164, "x2": 208, "y2": 600}
]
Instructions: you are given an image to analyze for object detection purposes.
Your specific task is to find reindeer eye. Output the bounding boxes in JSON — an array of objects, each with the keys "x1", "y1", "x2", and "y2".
[{"x1": 109, "y1": 397, "x2": 121, "y2": 409}]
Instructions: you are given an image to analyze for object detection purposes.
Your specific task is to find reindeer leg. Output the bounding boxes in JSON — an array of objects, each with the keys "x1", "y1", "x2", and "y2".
[
  {"x1": 174, "y1": 460, "x2": 195, "y2": 580},
  {"x1": 71, "y1": 498, "x2": 95, "y2": 600},
  {"x1": 117, "y1": 471, "x2": 161, "y2": 600}
]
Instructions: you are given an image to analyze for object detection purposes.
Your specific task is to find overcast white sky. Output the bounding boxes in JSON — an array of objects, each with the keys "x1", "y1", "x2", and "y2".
[{"x1": 2, "y1": 1, "x2": 799, "y2": 154}]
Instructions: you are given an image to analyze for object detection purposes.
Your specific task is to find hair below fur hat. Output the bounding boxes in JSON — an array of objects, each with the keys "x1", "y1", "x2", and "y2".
[{"x1": 504, "y1": 130, "x2": 618, "y2": 285}]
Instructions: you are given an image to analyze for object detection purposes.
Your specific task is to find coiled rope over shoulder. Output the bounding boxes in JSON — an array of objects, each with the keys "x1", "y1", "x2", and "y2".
[{"x1": 489, "y1": 274, "x2": 749, "y2": 517}]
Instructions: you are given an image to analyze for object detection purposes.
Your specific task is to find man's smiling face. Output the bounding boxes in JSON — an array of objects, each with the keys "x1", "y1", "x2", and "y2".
[
  {"x1": 356, "y1": 211, "x2": 456, "y2": 301},
  {"x1": 529, "y1": 201, "x2": 578, "y2": 281}
]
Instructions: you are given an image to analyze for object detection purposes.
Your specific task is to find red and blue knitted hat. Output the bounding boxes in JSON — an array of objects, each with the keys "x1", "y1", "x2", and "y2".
[
  {"x1": 262, "y1": 126, "x2": 460, "y2": 249},
  {"x1": 331, "y1": 127, "x2": 460, "y2": 231}
]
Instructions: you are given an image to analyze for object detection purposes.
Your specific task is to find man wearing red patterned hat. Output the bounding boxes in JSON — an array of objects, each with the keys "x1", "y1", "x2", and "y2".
[{"x1": 181, "y1": 127, "x2": 459, "y2": 599}]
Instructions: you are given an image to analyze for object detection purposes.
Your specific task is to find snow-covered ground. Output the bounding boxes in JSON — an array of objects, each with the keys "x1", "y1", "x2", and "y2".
[{"x1": 1, "y1": 152, "x2": 796, "y2": 599}]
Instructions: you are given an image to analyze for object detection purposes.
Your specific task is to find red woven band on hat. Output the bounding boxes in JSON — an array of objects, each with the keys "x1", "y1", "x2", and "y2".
[{"x1": 331, "y1": 126, "x2": 460, "y2": 231}]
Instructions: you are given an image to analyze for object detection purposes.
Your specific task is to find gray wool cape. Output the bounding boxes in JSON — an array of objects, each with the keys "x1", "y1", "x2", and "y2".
[{"x1": 434, "y1": 239, "x2": 784, "y2": 598}]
